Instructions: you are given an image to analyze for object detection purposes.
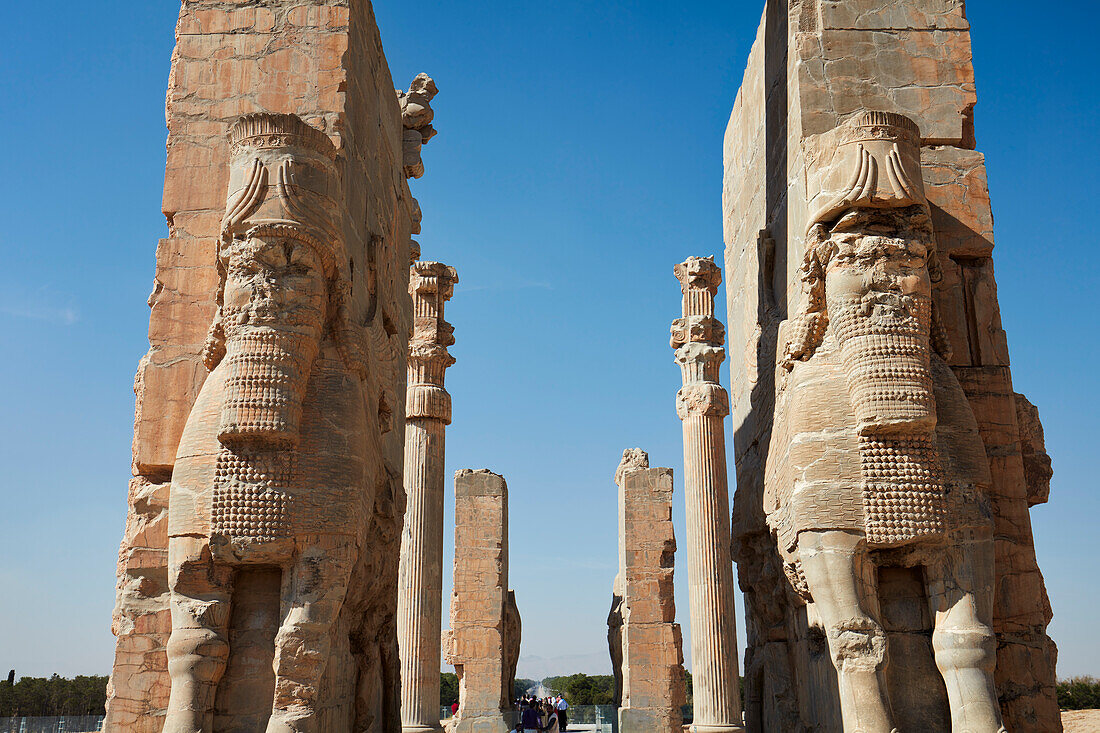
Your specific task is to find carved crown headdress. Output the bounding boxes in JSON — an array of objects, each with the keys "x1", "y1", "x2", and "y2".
[
  {"x1": 221, "y1": 113, "x2": 343, "y2": 277},
  {"x1": 806, "y1": 110, "x2": 928, "y2": 231}
]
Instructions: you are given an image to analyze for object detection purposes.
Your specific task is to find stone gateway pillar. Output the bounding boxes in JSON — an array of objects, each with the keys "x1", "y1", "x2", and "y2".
[
  {"x1": 671, "y1": 258, "x2": 745, "y2": 733},
  {"x1": 104, "y1": 3, "x2": 424, "y2": 730},
  {"x1": 443, "y1": 469, "x2": 519, "y2": 733},
  {"x1": 612, "y1": 449, "x2": 687, "y2": 733},
  {"x1": 722, "y1": 2, "x2": 1060, "y2": 731},
  {"x1": 398, "y1": 261, "x2": 458, "y2": 733}
]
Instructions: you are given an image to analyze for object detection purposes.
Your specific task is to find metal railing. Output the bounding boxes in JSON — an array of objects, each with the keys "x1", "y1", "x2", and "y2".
[
  {"x1": 440, "y1": 705, "x2": 616, "y2": 731},
  {"x1": 1, "y1": 717, "x2": 104, "y2": 733}
]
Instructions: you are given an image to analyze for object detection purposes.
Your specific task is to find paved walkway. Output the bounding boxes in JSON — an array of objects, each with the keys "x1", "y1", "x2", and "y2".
[{"x1": 1064, "y1": 710, "x2": 1100, "y2": 733}]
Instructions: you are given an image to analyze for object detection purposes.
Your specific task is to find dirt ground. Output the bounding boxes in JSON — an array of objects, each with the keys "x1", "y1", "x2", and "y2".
[{"x1": 1063, "y1": 710, "x2": 1100, "y2": 733}]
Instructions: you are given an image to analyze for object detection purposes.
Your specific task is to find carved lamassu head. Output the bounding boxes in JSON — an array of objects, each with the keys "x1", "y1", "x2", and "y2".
[
  {"x1": 218, "y1": 225, "x2": 329, "y2": 448},
  {"x1": 208, "y1": 114, "x2": 348, "y2": 449},
  {"x1": 816, "y1": 205, "x2": 937, "y2": 434},
  {"x1": 791, "y1": 111, "x2": 947, "y2": 435}
]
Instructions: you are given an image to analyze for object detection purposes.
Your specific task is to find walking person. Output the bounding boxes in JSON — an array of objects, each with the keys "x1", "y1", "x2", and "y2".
[
  {"x1": 521, "y1": 699, "x2": 542, "y2": 733},
  {"x1": 555, "y1": 695, "x2": 568, "y2": 731}
]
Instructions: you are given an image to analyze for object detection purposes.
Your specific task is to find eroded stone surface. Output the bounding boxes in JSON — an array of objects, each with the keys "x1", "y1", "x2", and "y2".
[
  {"x1": 723, "y1": 2, "x2": 1059, "y2": 730},
  {"x1": 610, "y1": 449, "x2": 685, "y2": 733},
  {"x1": 106, "y1": 3, "x2": 419, "y2": 730},
  {"x1": 443, "y1": 470, "x2": 518, "y2": 733}
]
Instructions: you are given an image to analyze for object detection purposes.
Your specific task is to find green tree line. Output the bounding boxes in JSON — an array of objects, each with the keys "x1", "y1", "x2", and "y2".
[
  {"x1": 1059, "y1": 676, "x2": 1100, "y2": 710},
  {"x1": 5, "y1": 671, "x2": 1097, "y2": 715},
  {"x1": 0, "y1": 674, "x2": 108, "y2": 717}
]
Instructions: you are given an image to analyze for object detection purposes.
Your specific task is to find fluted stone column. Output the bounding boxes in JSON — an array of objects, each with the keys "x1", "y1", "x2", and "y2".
[
  {"x1": 398, "y1": 261, "x2": 458, "y2": 733},
  {"x1": 671, "y1": 256, "x2": 744, "y2": 733}
]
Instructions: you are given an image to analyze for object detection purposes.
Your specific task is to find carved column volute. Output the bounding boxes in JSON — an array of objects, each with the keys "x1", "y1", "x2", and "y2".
[
  {"x1": 407, "y1": 261, "x2": 457, "y2": 425},
  {"x1": 671, "y1": 256, "x2": 729, "y2": 419}
]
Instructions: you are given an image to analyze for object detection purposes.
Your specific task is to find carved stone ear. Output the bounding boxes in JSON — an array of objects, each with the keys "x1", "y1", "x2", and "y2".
[
  {"x1": 930, "y1": 299, "x2": 953, "y2": 361},
  {"x1": 329, "y1": 275, "x2": 368, "y2": 379},
  {"x1": 927, "y1": 248, "x2": 945, "y2": 284}
]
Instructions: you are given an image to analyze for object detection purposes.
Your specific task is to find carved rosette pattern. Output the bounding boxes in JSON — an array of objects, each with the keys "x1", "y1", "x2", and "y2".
[
  {"x1": 671, "y1": 256, "x2": 744, "y2": 732},
  {"x1": 210, "y1": 446, "x2": 293, "y2": 542},
  {"x1": 398, "y1": 260, "x2": 458, "y2": 733}
]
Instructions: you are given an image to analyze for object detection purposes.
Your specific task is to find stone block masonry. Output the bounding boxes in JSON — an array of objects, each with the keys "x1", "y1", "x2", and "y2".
[
  {"x1": 723, "y1": 0, "x2": 1059, "y2": 730},
  {"x1": 610, "y1": 449, "x2": 686, "y2": 733},
  {"x1": 106, "y1": 1, "x2": 424, "y2": 730},
  {"x1": 443, "y1": 470, "x2": 519, "y2": 733}
]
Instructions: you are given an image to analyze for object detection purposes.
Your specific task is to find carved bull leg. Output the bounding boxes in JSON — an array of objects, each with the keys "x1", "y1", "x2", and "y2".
[
  {"x1": 799, "y1": 530, "x2": 897, "y2": 733},
  {"x1": 927, "y1": 529, "x2": 1006, "y2": 733},
  {"x1": 163, "y1": 536, "x2": 234, "y2": 733},
  {"x1": 267, "y1": 538, "x2": 356, "y2": 733}
]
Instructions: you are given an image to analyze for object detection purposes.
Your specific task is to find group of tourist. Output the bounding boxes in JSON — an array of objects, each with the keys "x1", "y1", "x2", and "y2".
[{"x1": 515, "y1": 694, "x2": 568, "y2": 733}]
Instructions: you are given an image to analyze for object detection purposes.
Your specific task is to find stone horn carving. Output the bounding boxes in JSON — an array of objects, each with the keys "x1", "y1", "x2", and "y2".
[
  {"x1": 767, "y1": 111, "x2": 1007, "y2": 733},
  {"x1": 162, "y1": 113, "x2": 376, "y2": 733}
]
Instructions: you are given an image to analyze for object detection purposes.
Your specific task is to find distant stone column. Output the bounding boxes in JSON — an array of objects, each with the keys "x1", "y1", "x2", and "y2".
[
  {"x1": 398, "y1": 261, "x2": 458, "y2": 733},
  {"x1": 671, "y1": 256, "x2": 744, "y2": 733},
  {"x1": 443, "y1": 469, "x2": 515, "y2": 733},
  {"x1": 613, "y1": 448, "x2": 686, "y2": 733}
]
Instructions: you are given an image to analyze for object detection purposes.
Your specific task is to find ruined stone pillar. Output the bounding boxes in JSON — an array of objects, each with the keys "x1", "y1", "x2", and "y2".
[
  {"x1": 443, "y1": 469, "x2": 517, "y2": 733},
  {"x1": 398, "y1": 261, "x2": 458, "y2": 733},
  {"x1": 671, "y1": 257, "x2": 744, "y2": 733},
  {"x1": 613, "y1": 449, "x2": 686, "y2": 733}
]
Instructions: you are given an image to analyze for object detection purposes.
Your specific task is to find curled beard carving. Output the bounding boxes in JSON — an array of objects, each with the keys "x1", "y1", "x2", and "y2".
[{"x1": 824, "y1": 225, "x2": 946, "y2": 546}]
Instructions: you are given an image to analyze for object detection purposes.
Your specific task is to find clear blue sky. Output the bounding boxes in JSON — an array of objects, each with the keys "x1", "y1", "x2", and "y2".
[{"x1": 0, "y1": 1, "x2": 1097, "y2": 682}]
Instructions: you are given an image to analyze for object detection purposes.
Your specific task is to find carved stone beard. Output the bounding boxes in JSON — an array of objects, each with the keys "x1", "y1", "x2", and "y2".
[
  {"x1": 210, "y1": 236, "x2": 327, "y2": 548},
  {"x1": 218, "y1": 326, "x2": 321, "y2": 450},
  {"x1": 828, "y1": 286, "x2": 935, "y2": 435},
  {"x1": 824, "y1": 236, "x2": 946, "y2": 546},
  {"x1": 217, "y1": 244, "x2": 327, "y2": 451}
]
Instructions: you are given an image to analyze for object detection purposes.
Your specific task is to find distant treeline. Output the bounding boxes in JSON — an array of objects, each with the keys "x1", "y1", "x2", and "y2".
[
  {"x1": 0, "y1": 674, "x2": 107, "y2": 717},
  {"x1": 1059, "y1": 676, "x2": 1100, "y2": 710},
  {"x1": 5, "y1": 671, "x2": 1096, "y2": 715}
]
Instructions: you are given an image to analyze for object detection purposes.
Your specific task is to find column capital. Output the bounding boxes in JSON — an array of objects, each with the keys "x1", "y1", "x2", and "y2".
[
  {"x1": 408, "y1": 259, "x2": 457, "y2": 416},
  {"x1": 410, "y1": 261, "x2": 458, "y2": 301},
  {"x1": 406, "y1": 384, "x2": 452, "y2": 423},
  {"x1": 671, "y1": 316, "x2": 726, "y2": 349},
  {"x1": 674, "y1": 256, "x2": 721, "y2": 296},
  {"x1": 676, "y1": 383, "x2": 730, "y2": 419}
]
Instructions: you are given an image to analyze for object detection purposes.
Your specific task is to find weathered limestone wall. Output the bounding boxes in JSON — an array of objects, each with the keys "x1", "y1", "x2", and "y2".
[
  {"x1": 443, "y1": 470, "x2": 517, "y2": 733},
  {"x1": 723, "y1": 1, "x2": 1059, "y2": 731},
  {"x1": 612, "y1": 450, "x2": 685, "y2": 733},
  {"x1": 107, "y1": 2, "x2": 418, "y2": 730}
]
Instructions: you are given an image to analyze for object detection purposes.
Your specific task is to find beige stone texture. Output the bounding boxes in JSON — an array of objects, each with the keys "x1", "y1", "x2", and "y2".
[
  {"x1": 443, "y1": 470, "x2": 518, "y2": 733},
  {"x1": 671, "y1": 259, "x2": 745, "y2": 733},
  {"x1": 1063, "y1": 710, "x2": 1100, "y2": 733},
  {"x1": 610, "y1": 449, "x2": 686, "y2": 733},
  {"x1": 399, "y1": 261, "x2": 458, "y2": 733},
  {"x1": 723, "y1": 1, "x2": 1059, "y2": 731},
  {"x1": 106, "y1": 2, "x2": 420, "y2": 731}
]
